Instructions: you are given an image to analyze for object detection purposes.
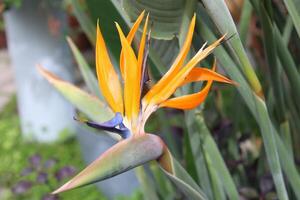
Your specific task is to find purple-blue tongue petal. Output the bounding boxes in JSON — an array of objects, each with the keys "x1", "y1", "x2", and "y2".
[
  {"x1": 74, "y1": 112, "x2": 130, "y2": 138},
  {"x1": 100, "y1": 112, "x2": 123, "y2": 127},
  {"x1": 52, "y1": 134, "x2": 164, "y2": 194}
]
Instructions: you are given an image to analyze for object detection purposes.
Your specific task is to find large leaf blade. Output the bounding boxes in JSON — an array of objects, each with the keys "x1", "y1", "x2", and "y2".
[
  {"x1": 122, "y1": 0, "x2": 195, "y2": 40},
  {"x1": 282, "y1": 0, "x2": 300, "y2": 37},
  {"x1": 53, "y1": 134, "x2": 164, "y2": 194},
  {"x1": 198, "y1": 19, "x2": 296, "y2": 200},
  {"x1": 200, "y1": 0, "x2": 262, "y2": 96},
  {"x1": 185, "y1": 109, "x2": 239, "y2": 200},
  {"x1": 159, "y1": 149, "x2": 208, "y2": 200}
]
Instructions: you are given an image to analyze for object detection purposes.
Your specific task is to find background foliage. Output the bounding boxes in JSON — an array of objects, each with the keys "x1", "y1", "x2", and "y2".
[{"x1": 2, "y1": 0, "x2": 300, "y2": 199}]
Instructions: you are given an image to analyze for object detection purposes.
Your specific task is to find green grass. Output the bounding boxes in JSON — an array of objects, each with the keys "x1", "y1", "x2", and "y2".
[{"x1": 0, "y1": 97, "x2": 107, "y2": 200}]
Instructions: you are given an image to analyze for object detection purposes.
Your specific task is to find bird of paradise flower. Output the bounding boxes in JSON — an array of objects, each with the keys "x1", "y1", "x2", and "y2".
[{"x1": 39, "y1": 11, "x2": 235, "y2": 197}]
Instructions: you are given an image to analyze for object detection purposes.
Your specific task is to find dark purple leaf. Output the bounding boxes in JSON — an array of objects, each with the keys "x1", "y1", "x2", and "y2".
[
  {"x1": 37, "y1": 172, "x2": 48, "y2": 183},
  {"x1": 21, "y1": 167, "x2": 33, "y2": 176},
  {"x1": 12, "y1": 181, "x2": 32, "y2": 194},
  {"x1": 55, "y1": 166, "x2": 76, "y2": 181},
  {"x1": 42, "y1": 194, "x2": 59, "y2": 200},
  {"x1": 29, "y1": 154, "x2": 41, "y2": 168},
  {"x1": 44, "y1": 158, "x2": 57, "y2": 169}
]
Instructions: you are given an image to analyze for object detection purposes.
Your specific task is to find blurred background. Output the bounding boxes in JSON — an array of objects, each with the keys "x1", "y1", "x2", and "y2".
[{"x1": 0, "y1": 0, "x2": 300, "y2": 200}]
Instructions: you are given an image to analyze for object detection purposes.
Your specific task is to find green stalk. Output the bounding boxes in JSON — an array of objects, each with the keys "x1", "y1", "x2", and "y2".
[
  {"x1": 283, "y1": 16, "x2": 293, "y2": 46},
  {"x1": 136, "y1": 166, "x2": 159, "y2": 200},
  {"x1": 198, "y1": 19, "x2": 291, "y2": 200},
  {"x1": 185, "y1": 109, "x2": 239, "y2": 200},
  {"x1": 199, "y1": 0, "x2": 263, "y2": 97},
  {"x1": 254, "y1": 0, "x2": 286, "y2": 122},
  {"x1": 69, "y1": 0, "x2": 96, "y2": 45},
  {"x1": 274, "y1": 26, "x2": 300, "y2": 113},
  {"x1": 238, "y1": 0, "x2": 253, "y2": 46},
  {"x1": 282, "y1": 0, "x2": 300, "y2": 37}
]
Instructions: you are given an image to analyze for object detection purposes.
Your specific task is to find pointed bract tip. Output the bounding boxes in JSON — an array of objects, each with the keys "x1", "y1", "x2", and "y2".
[
  {"x1": 146, "y1": 12, "x2": 150, "y2": 18},
  {"x1": 73, "y1": 116, "x2": 87, "y2": 123},
  {"x1": 114, "y1": 22, "x2": 121, "y2": 30},
  {"x1": 66, "y1": 36, "x2": 71, "y2": 43},
  {"x1": 36, "y1": 64, "x2": 49, "y2": 77},
  {"x1": 51, "y1": 180, "x2": 72, "y2": 194}
]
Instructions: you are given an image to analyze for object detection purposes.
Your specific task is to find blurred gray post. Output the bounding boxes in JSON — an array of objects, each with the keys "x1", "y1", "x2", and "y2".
[
  {"x1": 4, "y1": 1, "x2": 139, "y2": 198},
  {"x1": 4, "y1": 1, "x2": 75, "y2": 142}
]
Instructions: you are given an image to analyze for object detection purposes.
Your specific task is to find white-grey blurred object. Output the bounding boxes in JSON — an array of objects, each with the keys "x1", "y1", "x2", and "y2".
[
  {"x1": 4, "y1": 1, "x2": 140, "y2": 197},
  {"x1": 4, "y1": 1, "x2": 75, "y2": 142},
  {"x1": 77, "y1": 126, "x2": 140, "y2": 199}
]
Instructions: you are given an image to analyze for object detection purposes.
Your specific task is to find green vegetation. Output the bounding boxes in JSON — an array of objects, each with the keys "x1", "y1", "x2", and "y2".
[{"x1": 0, "y1": 97, "x2": 106, "y2": 200}]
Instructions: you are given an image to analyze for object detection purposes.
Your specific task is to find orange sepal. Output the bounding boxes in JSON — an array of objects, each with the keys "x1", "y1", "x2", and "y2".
[
  {"x1": 143, "y1": 15, "x2": 196, "y2": 103},
  {"x1": 159, "y1": 60, "x2": 219, "y2": 110},
  {"x1": 181, "y1": 66, "x2": 236, "y2": 86},
  {"x1": 145, "y1": 35, "x2": 226, "y2": 106},
  {"x1": 120, "y1": 11, "x2": 145, "y2": 77},
  {"x1": 116, "y1": 23, "x2": 140, "y2": 120},
  {"x1": 96, "y1": 22, "x2": 123, "y2": 114}
]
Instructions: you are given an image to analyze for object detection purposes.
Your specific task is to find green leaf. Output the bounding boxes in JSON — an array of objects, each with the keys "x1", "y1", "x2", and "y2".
[
  {"x1": 274, "y1": 26, "x2": 300, "y2": 113},
  {"x1": 150, "y1": 162, "x2": 175, "y2": 200},
  {"x1": 68, "y1": 0, "x2": 96, "y2": 45},
  {"x1": 38, "y1": 66, "x2": 113, "y2": 123},
  {"x1": 135, "y1": 166, "x2": 160, "y2": 200},
  {"x1": 253, "y1": 97, "x2": 288, "y2": 200},
  {"x1": 199, "y1": 1, "x2": 262, "y2": 96},
  {"x1": 185, "y1": 109, "x2": 238, "y2": 200},
  {"x1": 158, "y1": 148, "x2": 208, "y2": 200},
  {"x1": 283, "y1": 16, "x2": 293, "y2": 45},
  {"x1": 52, "y1": 134, "x2": 164, "y2": 194},
  {"x1": 67, "y1": 37, "x2": 102, "y2": 99},
  {"x1": 238, "y1": 0, "x2": 253, "y2": 46},
  {"x1": 151, "y1": 38, "x2": 179, "y2": 69},
  {"x1": 282, "y1": 0, "x2": 300, "y2": 37},
  {"x1": 198, "y1": 19, "x2": 294, "y2": 200},
  {"x1": 85, "y1": 0, "x2": 128, "y2": 61},
  {"x1": 275, "y1": 133, "x2": 300, "y2": 199},
  {"x1": 253, "y1": 0, "x2": 286, "y2": 121},
  {"x1": 122, "y1": 0, "x2": 196, "y2": 40}
]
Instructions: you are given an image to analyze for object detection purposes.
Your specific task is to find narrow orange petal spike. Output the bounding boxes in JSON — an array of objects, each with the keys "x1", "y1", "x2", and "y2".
[
  {"x1": 180, "y1": 67, "x2": 236, "y2": 86},
  {"x1": 159, "y1": 60, "x2": 218, "y2": 110},
  {"x1": 159, "y1": 81, "x2": 213, "y2": 109},
  {"x1": 96, "y1": 23, "x2": 123, "y2": 114},
  {"x1": 143, "y1": 14, "x2": 196, "y2": 104},
  {"x1": 120, "y1": 11, "x2": 145, "y2": 77},
  {"x1": 137, "y1": 14, "x2": 149, "y2": 84},
  {"x1": 115, "y1": 23, "x2": 140, "y2": 121},
  {"x1": 147, "y1": 35, "x2": 226, "y2": 106}
]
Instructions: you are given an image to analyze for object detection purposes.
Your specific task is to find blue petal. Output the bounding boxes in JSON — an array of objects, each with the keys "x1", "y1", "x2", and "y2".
[
  {"x1": 101, "y1": 112, "x2": 123, "y2": 127},
  {"x1": 74, "y1": 113, "x2": 131, "y2": 139}
]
